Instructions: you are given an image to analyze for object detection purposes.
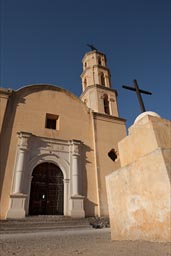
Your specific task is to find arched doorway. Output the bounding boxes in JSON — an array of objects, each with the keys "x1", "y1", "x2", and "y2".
[{"x1": 29, "y1": 162, "x2": 64, "y2": 215}]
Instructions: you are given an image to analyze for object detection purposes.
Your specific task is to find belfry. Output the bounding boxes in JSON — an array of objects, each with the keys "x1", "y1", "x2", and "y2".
[
  {"x1": 0, "y1": 49, "x2": 126, "y2": 219},
  {"x1": 80, "y1": 50, "x2": 119, "y2": 117}
]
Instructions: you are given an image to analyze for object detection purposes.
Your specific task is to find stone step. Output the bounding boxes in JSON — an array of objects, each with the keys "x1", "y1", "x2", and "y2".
[
  {"x1": 0, "y1": 216, "x2": 91, "y2": 233},
  {"x1": 1, "y1": 216, "x2": 88, "y2": 223}
]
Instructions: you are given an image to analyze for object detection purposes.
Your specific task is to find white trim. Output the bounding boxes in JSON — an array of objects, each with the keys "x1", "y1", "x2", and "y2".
[{"x1": 8, "y1": 132, "x2": 85, "y2": 218}]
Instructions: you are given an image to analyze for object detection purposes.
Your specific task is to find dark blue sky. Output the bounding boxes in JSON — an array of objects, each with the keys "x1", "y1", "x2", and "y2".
[{"x1": 1, "y1": 0, "x2": 170, "y2": 127}]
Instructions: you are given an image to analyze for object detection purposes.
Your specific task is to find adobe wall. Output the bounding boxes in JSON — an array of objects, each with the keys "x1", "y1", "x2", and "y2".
[
  {"x1": 106, "y1": 112, "x2": 171, "y2": 242},
  {"x1": 93, "y1": 112, "x2": 126, "y2": 216},
  {"x1": 0, "y1": 85, "x2": 97, "y2": 219}
]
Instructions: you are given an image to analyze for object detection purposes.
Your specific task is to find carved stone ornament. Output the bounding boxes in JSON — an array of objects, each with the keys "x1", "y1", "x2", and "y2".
[{"x1": 17, "y1": 132, "x2": 32, "y2": 148}]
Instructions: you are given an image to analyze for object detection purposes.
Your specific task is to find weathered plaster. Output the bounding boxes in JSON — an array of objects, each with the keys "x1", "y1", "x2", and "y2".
[{"x1": 106, "y1": 112, "x2": 171, "y2": 242}]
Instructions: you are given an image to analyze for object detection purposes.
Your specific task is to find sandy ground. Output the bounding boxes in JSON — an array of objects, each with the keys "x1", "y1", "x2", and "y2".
[{"x1": 0, "y1": 228, "x2": 170, "y2": 256}]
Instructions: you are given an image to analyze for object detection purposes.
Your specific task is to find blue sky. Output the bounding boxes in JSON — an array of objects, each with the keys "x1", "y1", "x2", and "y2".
[{"x1": 1, "y1": 0, "x2": 170, "y2": 127}]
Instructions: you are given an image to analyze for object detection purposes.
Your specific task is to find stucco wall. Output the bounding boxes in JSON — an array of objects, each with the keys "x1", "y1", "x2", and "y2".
[
  {"x1": 0, "y1": 89, "x2": 11, "y2": 131},
  {"x1": 94, "y1": 113, "x2": 126, "y2": 216},
  {"x1": 119, "y1": 115, "x2": 171, "y2": 167},
  {"x1": 106, "y1": 113, "x2": 171, "y2": 242},
  {"x1": 0, "y1": 85, "x2": 97, "y2": 219},
  {"x1": 0, "y1": 84, "x2": 126, "y2": 219}
]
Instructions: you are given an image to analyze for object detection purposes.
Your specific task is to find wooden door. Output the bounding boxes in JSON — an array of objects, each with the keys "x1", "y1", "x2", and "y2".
[{"x1": 29, "y1": 163, "x2": 64, "y2": 215}]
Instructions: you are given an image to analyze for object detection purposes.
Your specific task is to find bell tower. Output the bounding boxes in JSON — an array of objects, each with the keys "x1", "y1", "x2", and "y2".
[{"x1": 80, "y1": 50, "x2": 119, "y2": 117}]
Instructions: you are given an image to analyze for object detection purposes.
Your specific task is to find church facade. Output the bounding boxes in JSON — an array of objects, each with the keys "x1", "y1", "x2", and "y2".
[{"x1": 0, "y1": 50, "x2": 126, "y2": 219}]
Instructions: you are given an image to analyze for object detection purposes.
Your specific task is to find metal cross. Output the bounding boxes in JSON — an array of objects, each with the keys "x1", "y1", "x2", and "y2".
[{"x1": 122, "y1": 79, "x2": 152, "y2": 112}]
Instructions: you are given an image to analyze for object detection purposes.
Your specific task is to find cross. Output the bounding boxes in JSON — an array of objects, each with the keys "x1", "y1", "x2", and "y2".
[
  {"x1": 122, "y1": 79, "x2": 152, "y2": 112},
  {"x1": 87, "y1": 44, "x2": 98, "y2": 51}
]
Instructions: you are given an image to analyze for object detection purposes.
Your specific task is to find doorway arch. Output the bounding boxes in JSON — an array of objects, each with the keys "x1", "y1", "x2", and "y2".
[{"x1": 29, "y1": 162, "x2": 64, "y2": 215}]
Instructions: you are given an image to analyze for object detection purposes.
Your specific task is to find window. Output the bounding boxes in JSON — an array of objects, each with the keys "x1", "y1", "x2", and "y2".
[
  {"x1": 45, "y1": 114, "x2": 59, "y2": 130},
  {"x1": 100, "y1": 72, "x2": 105, "y2": 86},
  {"x1": 84, "y1": 78, "x2": 87, "y2": 87},
  {"x1": 103, "y1": 94, "x2": 110, "y2": 115},
  {"x1": 108, "y1": 149, "x2": 117, "y2": 162},
  {"x1": 98, "y1": 57, "x2": 102, "y2": 66}
]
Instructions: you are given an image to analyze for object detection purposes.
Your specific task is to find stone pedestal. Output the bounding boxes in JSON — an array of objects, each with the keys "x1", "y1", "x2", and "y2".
[
  {"x1": 70, "y1": 195, "x2": 85, "y2": 218},
  {"x1": 7, "y1": 193, "x2": 27, "y2": 219},
  {"x1": 7, "y1": 132, "x2": 31, "y2": 219},
  {"x1": 106, "y1": 112, "x2": 171, "y2": 242}
]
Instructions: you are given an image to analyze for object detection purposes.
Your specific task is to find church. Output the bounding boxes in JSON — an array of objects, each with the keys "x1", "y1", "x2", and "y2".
[{"x1": 0, "y1": 49, "x2": 126, "y2": 219}]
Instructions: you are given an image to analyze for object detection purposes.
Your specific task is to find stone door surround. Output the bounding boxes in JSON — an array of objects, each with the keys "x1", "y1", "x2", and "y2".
[{"x1": 7, "y1": 131, "x2": 85, "y2": 219}]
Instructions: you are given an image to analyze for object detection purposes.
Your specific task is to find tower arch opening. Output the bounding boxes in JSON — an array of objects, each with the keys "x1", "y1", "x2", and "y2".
[
  {"x1": 83, "y1": 78, "x2": 87, "y2": 90},
  {"x1": 98, "y1": 57, "x2": 102, "y2": 66},
  {"x1": 100, "y1": 72, "x2": 105, "y2": 86},
  {"x1": 103, "y1": 94, "x2": 110, "y2": 115}
]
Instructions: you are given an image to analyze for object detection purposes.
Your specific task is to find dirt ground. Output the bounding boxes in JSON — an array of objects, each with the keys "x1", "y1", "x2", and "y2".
[{"x1": 0, "y1": 228, "x2": 170, "y2": 256}]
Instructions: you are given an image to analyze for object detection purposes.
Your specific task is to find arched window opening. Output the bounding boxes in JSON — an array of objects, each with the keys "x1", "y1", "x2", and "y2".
[
  {"x1": 103, "y1": 94, "x2": 110, "y2": 115},
  {"x1": 100, "y1": 73, "x2": 105, "y2": 86},
  {"x1": 84, "y1": 78, "x2": 87, "y2": 89},
  {"x1": 98, "y1": 57, "x2": 102, "y2": 66},
  {"x1": 84, "y1": 62, "x2": 87, "y2": 68}
]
